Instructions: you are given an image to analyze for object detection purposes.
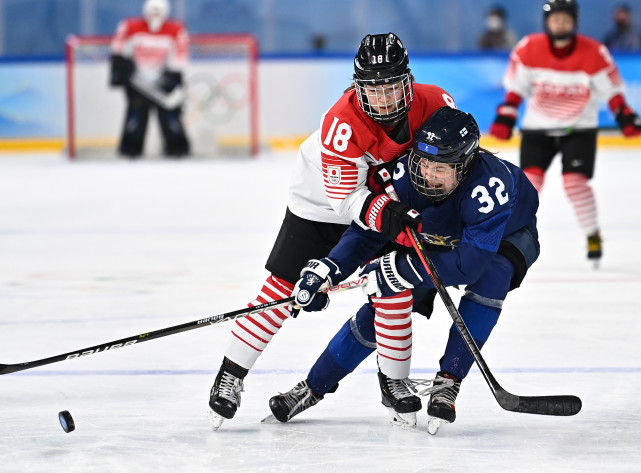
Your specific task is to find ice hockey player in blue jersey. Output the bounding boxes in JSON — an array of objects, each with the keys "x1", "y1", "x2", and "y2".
[{"x1": 268, "y1": 106, "x2": 540, "y2": 433}]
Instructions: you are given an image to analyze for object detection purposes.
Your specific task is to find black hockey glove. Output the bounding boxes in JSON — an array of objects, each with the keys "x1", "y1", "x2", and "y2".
[
  {"x1": 489, "y1": 102, "x2": 518, "y2": 140},
  {"x1": 359, "y1": 193, "x2": 422, "y2": 247},
  {"x1": 109, "y1": 55, "x2": 134, "y2": 87},
  {"x1": 156, "y1": 71, "x2": 183, "y2": 93},
  {"x1": 291, "y1": 258, "x2": 342, "y2": 317},
  {"x1": 615, "y1": 106, "x2": 641, "y2": 137},
  {"x1": 359, "y1": 251, "x2": 423, "y2": 298}
]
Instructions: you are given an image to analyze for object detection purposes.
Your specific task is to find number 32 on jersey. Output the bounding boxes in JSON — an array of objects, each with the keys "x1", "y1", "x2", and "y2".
[{"x1": 472, "y1": 177, "x2": 508, "y2": 214}]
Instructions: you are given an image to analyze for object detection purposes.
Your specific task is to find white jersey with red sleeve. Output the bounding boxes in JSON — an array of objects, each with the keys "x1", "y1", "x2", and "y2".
[
  {"x1": 110, "y1": 17, "x2": 188, "y2": 83},
  {"x1": 505, "y1": 33, "x2": 625, "y2": 131},
  {"x1": 287, "y1": 84, "x2": 456, "y2": 225}
]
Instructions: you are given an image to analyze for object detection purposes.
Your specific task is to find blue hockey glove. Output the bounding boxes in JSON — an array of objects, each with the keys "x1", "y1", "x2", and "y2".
[
  {"x1": 291, "y1": 258, "x2": 342, "y2": 317},
  {"x1": 359, "y1": 251, "x2": 423, "y2": 298}
]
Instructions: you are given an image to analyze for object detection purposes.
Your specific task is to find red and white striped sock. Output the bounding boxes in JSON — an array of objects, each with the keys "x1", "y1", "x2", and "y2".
[
  {"x1": 225, "y1": 275, "x2": 294, "y2": 369},
  {"x1": 562, "y1": 172, "x2": 599, "y2": 236},
  {"x1": 523, "y1": 166, "x2": 545, "y2": 193},
  {"x1": 372, "y1": 290, "x2": 413, "y2": 379}
]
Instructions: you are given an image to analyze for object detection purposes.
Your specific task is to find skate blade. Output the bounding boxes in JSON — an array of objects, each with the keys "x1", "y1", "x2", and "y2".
[
  {"x1": 386, "y1": 407, "x2": 417, "y2": 429},
  {"x1": 427, "y1": 416, "x2": 450, "y2": 435},
  {"x1": 260, "y1": 414, "x2": 279, "y2": 424},
  {"x1": 208, "y1": 409, "x2": 225, "y2": 431}
]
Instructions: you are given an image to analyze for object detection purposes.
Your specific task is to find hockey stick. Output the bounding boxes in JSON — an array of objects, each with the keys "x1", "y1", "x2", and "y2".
[
  {"x1": 129, "y1": 73, "x2": 185, "y2": 110},
  {"x1": 0, "y1": 277, "x2": 367, "y2": 376},
  {"x1": 406, "y1": 227, "x2": 582, "y2": 416}
]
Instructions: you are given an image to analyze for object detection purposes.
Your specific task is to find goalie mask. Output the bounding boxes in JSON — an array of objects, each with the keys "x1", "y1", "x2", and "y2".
[
  {"x1": 409, "y1": 107, "x2": 480, "y2": 202},
  {"x1": 543, "y1": 0, "x2": 578, "y2": 41},
  {"x1": 353, "y1": 33, "x2": 413, "y2": 125},
  {"x1": 144, "y1": 0, "x2": 170, "y2": 33}
]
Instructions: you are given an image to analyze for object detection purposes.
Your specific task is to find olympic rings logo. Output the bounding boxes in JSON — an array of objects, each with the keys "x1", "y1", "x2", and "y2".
[{"x1": 184, "y1": 71, "x2": 249, "y2": 126}]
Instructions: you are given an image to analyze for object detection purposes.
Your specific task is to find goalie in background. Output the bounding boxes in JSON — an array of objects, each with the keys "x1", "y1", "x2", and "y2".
[{"x1": 109, "y1": 0, "x2": 190, "y2": 158}]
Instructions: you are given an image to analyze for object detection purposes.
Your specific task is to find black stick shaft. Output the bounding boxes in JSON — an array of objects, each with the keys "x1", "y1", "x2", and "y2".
[
  {"x1": 0, "y1": 277, "x2": 367, "y2": 376},
  {"x1": 0, "y1": 297, "x2": 294, "y2": 376}
]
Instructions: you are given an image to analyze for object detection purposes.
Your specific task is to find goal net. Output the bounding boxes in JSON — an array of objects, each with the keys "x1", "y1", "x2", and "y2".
[{"x1": 65, "y1": 33, "x2": 259, "y2": 159}]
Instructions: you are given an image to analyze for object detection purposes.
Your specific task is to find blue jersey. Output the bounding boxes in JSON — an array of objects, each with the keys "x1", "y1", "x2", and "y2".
[{"x1": 328, "y1": 152, "x2": 539, "y2": 287}]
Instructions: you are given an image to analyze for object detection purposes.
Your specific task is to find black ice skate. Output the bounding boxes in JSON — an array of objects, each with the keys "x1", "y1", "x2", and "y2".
[
  {"x1": 268, "y1": 380, "x2": 328, "y2": 423},
  {"x1": 378, "y1": 370, "x2": 422, "y2": 428},
  {"x1": 587, "y1": 232, "x2": 602, "y2": 268},
  {"x1": 427, "y1": 371, "x2": 461, "y2": 435},
  {"x1": 208, "y1": 357, "x2": 248, "y2": 430}
]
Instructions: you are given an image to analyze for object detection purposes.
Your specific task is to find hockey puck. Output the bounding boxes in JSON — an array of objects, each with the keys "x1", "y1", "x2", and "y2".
[{"x1": 58, "y1": 410, "x2": 75, "y2": 433}]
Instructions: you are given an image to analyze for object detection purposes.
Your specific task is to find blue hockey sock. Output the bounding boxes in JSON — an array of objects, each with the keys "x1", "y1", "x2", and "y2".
[
  {"x1": 307, "y1": 304, "x2": 376, "y2": 395},
  {"x1": 440, "y1": 297, "x2": 501, "y2": 379}
]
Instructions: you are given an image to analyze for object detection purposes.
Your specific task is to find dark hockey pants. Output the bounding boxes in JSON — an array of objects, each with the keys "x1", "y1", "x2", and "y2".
[{"x1": 119, "y1": 88, "x2": 190, "y2": 157}]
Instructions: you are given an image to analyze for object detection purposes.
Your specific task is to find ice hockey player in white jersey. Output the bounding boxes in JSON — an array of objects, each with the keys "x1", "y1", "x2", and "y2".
[
  {"x1": 489, "y1": 0, "x2": 641, "y2": 266},
  {"x1": 207, "y1": 33, "x2": 457, "y2": 430},
  {"x1": 109, "y1": 0, "x2": 190, "y2": 158}
]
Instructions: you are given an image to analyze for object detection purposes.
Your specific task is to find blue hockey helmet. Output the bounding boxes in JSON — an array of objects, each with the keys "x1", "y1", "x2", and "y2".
[{"x1": 409, "y1": 107, "x2": 480, "y2": 201}]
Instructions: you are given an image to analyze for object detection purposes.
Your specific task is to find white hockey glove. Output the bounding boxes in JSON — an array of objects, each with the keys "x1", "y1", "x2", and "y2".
[{"x1": 359, "y1": 251, "x2": 423, "y2": 298}]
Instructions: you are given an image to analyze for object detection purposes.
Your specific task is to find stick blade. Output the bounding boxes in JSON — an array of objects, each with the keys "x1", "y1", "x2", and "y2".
[{"x1": 496, "y1": 391, "x2": 582, "y2": 416}]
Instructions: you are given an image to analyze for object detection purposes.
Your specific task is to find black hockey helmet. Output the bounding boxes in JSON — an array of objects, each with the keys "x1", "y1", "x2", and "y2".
[
  {"x1": 543, "y1": 0, "x2": 579, "y2": 41},
  {"x1": 408, "y1": 106, "x2": 480, "y2": 202},
  {"x1": 353, "y1": 33, "x2": 413, "y2": 124}
]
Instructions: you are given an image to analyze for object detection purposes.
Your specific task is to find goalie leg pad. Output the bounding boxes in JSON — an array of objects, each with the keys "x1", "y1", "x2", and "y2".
[
  {"x1": 157, "y1": 108, "x2": 190, "y2": 156},
  {"x1": 119, "y1": 89, "x2": 151, "y2": 156}
]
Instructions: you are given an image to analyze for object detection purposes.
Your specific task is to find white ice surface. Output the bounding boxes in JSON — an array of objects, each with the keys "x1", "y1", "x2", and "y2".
[{"x1": 0, "y1": 149, "x2": 640, "y2": 472}]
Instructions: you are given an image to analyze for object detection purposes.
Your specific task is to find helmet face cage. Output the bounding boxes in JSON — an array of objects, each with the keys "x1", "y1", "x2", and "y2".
[
  {"x1": 408, "y1": 151, "x2": 466, "y2": 202},
  {"x1": 353, "y1": 33, "x2": 413, "y2": 124},
  {"x1": 408, "y1": 106, "x2": 480, "y2": 202},
  {"x1": 354, "y1": 74, "x2": 413, "y2": 124}
]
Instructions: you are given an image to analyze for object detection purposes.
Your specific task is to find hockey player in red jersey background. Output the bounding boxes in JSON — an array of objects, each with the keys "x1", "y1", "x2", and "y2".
[
  {"x1": 207, "y1": 33, "x2": 457, "y2": 430},
  {"x1": 109, "y1": 0, "x2": 190, "y2": 158},
  {"x1": 489, "y1": 0, "x2": 641, "y2": 266}
]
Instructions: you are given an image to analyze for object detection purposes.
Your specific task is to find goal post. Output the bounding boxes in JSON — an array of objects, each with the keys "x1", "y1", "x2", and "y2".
[{"x1": 65, "y1": 33, "x2": 259, "y2": 159}]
